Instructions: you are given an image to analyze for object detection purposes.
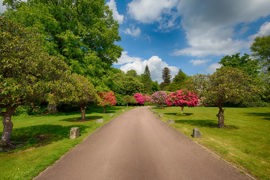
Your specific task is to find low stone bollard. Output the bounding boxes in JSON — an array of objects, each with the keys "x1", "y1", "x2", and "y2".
[
  {"x1": 192, "y1": 128, "x2": 201, "y2": 138},
  {"x1": 167, "y1": 119, "x2": 175, "y2": 124},
  {"x1": 70, "y1": 127, "x2": 80, "y2": 139},
  {"x1": 96, "y1": 118, "x2": 104, "y2": 123}
]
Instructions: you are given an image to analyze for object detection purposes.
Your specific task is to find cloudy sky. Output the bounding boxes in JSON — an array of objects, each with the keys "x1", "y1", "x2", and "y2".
[
  {"x1": 107, "y1": 0, "x2": 270, "y2": 82},
  {"x1": 1, "y1": 0, "x2": 270, "y2": 82}
]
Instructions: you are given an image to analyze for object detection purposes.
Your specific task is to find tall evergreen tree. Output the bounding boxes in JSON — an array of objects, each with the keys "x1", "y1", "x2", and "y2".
[
  {"x1": 160, "y1": 67, "x2": 171, "y2": 90},
  {"x1": 141, "y1": 65, "x2": 152, "y2": 93}
]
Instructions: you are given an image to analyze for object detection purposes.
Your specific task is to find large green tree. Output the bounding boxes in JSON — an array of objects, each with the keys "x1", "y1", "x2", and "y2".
[
  {"x1": 168, "y1": 69, "x2": 188, "y2": 91},
  {"x1": 205, "y1": 67, "x2": 259, "y2": 128},
  {"x1": 250, "y1": 36, "x2": 270, "y2": 103},
  {"x1": 251, "y1": 35, "x2": 270, "y2": 72},
  {"x1": 105, "y1": 69, "x2": 144, "y2": 96},
  {"x1": 3, "y1": 0, "x2": 122, "y2": 86},
  {"x1": 0, "y1": 17, "x2": 69, "y2": 146},
  {"x1": 219, "y1": 53, "x2": 259, "y2": 77},
  {"x1": 69, "y1": 74, "x2": 98, "y2": 120}
]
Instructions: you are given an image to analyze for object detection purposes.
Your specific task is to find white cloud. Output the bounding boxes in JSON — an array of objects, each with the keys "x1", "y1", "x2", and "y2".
[
  {"x1": 127, "y1": 0, "x2": 179, "y2": 29},
  {"x1": 174, "y1": 0, "x2": 270, "y2": 57},
  {"x1": 116, "y1": 52, "x2": 178, "y2": 83},
  {"x1": 124, "y1": 26, "x2": 141, "y2": 37},
  {"x1": 0, "y1": 0, "x2": 6, "y2": 13},
  {"x1": 207, "y1": 63, "x2": 222, "y2": 74},
  {"x1": 106, "y1": 0, "x2": 124, "y2": 24},
  {"x1": 115, "y1": 51, "x2": 142, "y2": 65},
  {"x1": 190, "y1": 59, "x2": 209, "y2": 66},
  {"x1": 250, "y1": 21, "x2": 270, "y2": 40}
]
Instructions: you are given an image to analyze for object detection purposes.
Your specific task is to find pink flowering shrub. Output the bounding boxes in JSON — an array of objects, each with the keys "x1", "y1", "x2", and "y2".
[
  {"x1": 166, "y1": 90, "x2": 198, "y2": 112},
  {"x1": 151, "y1": 91, "x2": 167, "y2": 107},
  {"x1": 144, "y1": 95, "x2": 152, "y2": 104},
  {"x1": 134, "y1": 93, "x2": 145, "y2": 105}
]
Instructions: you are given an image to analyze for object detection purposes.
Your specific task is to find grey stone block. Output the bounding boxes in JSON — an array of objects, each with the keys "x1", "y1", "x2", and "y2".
[
  {"x1": 70, "y1": 127, "x2": 80, "y2": 139},
  {"x1": 192, "y1": 128, "x2": 201, "y2": 138},
  {"x1": 167, "y1": 119, "x2": 175, "y2": 124},
  {"x1": 96, "y1": 118, "x2": 104, "y2": 123}
]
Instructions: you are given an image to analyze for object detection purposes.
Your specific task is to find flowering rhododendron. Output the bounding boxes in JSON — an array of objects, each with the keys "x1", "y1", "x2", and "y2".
[
  {"x1": 144, "y1": 95, "x2": 152, "y2": 103},
  {"x1": 134, "y1": 93, "x2": 145, "y2": 105},
  {"x1": 166, "y1": 90, "x2": 198, "y2": 112},
  {"x1": 151, "y1": 91, "x2": 167, "y2": 107},
  {"x1": 98, "y1": 91, "x2": 117, "y2": 112}
]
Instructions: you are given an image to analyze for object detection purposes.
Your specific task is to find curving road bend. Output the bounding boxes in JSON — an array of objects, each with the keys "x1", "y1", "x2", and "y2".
[{"x1": 35, "y1": 107, "x2": 252, "y2": 180}]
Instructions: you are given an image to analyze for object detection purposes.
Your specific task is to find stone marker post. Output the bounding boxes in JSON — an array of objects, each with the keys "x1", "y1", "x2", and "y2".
[
  {"x1": 192, "y1": 128, "x2": 201, "y2": 138},
  {"x1": 70, "y1": 127, "x2": 80, "y2": 139}
]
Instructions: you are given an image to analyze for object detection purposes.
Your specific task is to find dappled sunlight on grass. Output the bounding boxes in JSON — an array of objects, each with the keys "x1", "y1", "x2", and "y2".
[
  {"x1": 0, "y1": 106, "x2": 132, "y2": 180},
  {"x1": 152, "y1": 106, "x2": 270, "y2": 180}
]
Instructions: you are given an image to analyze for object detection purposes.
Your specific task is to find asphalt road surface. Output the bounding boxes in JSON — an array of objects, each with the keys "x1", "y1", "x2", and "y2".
[{"x1": 35, "y1": 107, "x2": 252, "y2": 180}]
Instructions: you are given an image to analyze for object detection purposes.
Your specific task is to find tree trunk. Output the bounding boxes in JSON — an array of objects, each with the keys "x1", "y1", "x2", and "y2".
[
  {"x1": 180, "y1": 106, "x2": 184, "y2": 114},
  {"x1": 103, "y1": 106, "x2": 106, "y2": 113},
  {"x1": 1, "y1": 107, "x2": 16, "y2": 147},
  {"x1": 47, "y1": 103, "x2": 58, "y2": 114},
  {"x1": 216, "y1": 107, "x2": 225, "y2": 128},
  {"x1": 80, "y1": 106, "x2": 86, "y2": 120}
]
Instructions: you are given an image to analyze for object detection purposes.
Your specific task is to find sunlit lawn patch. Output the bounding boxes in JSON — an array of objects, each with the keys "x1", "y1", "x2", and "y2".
[
  {"x1": 0, "y1": 106, "x2": 131, "y2": 180},
  {"x1": 152, "y1": 106, "x2": 270, "y2": 180}
]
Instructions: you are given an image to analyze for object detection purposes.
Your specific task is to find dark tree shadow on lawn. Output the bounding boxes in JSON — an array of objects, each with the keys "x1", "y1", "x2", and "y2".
[
  {"x1": 175, "y1": 119, "x2": 239, "y2": 129},
  {"x1": 246, "y1": 112, "x2": 270, "y2": 121},
  {"x1": 60, "y1": 115, "x2": 103, "y2": 122},
  {"x1": 4, "y1": 124, "x2": 87, "y2": 151},
  {"x1": 165, "y1": 112, "x2": 193, "y2": 116}
]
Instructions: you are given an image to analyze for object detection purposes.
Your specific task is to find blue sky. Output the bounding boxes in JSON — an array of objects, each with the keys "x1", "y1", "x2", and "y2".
[
  {"x1": 107, "y1": 0, "x2": 270, "y2": 82},
  {"x1": 1, "y1": 0, "x2": 270, "y2": 82}
]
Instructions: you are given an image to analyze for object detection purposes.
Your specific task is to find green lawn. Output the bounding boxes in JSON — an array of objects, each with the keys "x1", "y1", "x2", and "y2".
[
  {"x1": 152, "y1": 106, "x2": 270, "y2": 180},
  {"x1": 0, "y1": 106, "x2": 131, "y2": 180}
]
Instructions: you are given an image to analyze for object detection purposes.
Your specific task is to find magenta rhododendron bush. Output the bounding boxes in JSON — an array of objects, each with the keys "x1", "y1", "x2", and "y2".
[
  {"x1": 134, "y1": 93, "x2": 145, "y2": 105},
  {"x1": 166, "y1": 90, "x2": 199, "y2": 111}
]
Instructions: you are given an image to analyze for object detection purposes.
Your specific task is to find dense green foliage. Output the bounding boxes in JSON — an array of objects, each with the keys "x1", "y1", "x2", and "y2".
[
  {"x1": 167, "y1": 69, "x2": 188, "y2": 91},
  {"x1": 0, "y1": 17, "x2": 70, "y2": 145},
  {"x1": 3, "y1": 0, "x2": 122, "y2": 86},
  {"x1": 220, "y1": 53, "x2": 259, "y2": 78},
  {"x1": 251, "y1": 35, "x2": 270, "y2": 72},
  {"x1": 152, "y1": 106, "x2": 270, "y2": 180},
  {"x1": 205, "y1": 67, "x2": 259, "y2": 127}
]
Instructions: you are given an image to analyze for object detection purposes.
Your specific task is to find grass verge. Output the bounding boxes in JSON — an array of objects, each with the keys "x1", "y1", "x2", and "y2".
[
  {"x1": 152, "y1": 106, "x2": 270, "y2": 180},
  {"x1": 0, "y1": 106, "x2": 132, "y2": 180}
]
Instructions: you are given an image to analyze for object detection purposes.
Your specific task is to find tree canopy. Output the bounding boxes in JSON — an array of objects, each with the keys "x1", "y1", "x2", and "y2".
[
  {"x1": 251, "y1": 35, "x2": 270, "y2": 72},
  {"x1": 0, "y1": 17, "x2": 69, "y2": 145},
  {"x1": 3, "y1": 0, "x2": 122, "y2": 86},
  {"x1": 204, "y1": 67, "x2": 259, "y2": 128},
  {"x1": 219, "y1": 53, "x2": 259, "y2": 77}
]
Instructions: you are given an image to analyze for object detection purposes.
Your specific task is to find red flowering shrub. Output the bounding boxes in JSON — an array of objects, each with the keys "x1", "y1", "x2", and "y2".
[
  {"x1": 166, "y1": 90, "x2": 198, "y2": 112},
  {"x1": 98, "y1": 91, "x2": 117, "y2": 112}
]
